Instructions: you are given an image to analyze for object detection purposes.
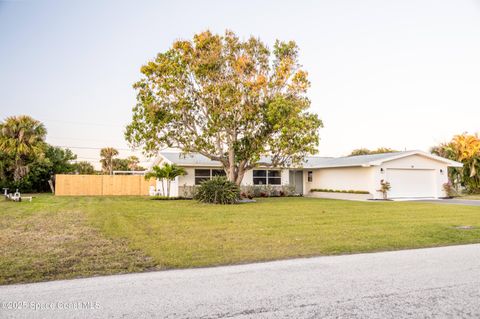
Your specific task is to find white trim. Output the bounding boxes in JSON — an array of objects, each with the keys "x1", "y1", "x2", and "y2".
[{"x1": 369, "y1": 150, "x2": 463, "y2": 168}]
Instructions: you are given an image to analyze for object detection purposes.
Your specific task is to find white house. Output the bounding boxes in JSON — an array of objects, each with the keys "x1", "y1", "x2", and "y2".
[{"x1": 150, "y1": 151, "x2": 462, "y2": 200}]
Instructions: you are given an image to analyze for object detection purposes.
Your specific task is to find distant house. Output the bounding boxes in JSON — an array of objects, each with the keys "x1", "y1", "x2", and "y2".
[{"x1": 150, "y1": 151, "x2": 462, "y2": 200}]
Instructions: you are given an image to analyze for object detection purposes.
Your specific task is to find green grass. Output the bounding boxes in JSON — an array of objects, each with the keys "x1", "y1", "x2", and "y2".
[
  {"x1": 1, "y1": 195, "x2": 480, "y2": 284},
  {"x1": 460, "y1": 195, "x2": 480, "y2": 200}
]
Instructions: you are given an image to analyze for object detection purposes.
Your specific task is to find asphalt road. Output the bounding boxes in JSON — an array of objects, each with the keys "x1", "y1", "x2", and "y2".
[{"x1": 1, "y1": 244, "x2": 480, "y2": 319}]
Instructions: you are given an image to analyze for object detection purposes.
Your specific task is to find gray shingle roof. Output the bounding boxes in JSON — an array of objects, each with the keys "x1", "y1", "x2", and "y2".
[
  {"x1": 302, "y1": 151, "x2": 412, "y2": 168},
  {"x1": 160, "y1": 152, "x2": 222, "y2": 166},
  {"x1": 158, "y1": 150, "x2": 461, "y2": 168}
]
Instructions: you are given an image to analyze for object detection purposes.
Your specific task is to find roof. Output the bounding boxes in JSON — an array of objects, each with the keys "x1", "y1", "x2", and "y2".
[
  {"x1": 155, "y1": 150, "x2": 463, "y2": 169},
  {"x1": 160, "y1": 152, "x2": 222, "y2": 167}
]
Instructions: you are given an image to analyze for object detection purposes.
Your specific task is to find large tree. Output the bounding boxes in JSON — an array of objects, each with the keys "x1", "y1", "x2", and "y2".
[
  {"x1": 126, "y1": 30, "x2": 322, "y2": 185},
  {"x1": 0, "y1": 115, "x2": 47, "y2": 182}
]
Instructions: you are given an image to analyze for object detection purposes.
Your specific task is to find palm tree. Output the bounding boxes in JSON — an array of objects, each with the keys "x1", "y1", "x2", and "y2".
[
  {"x1": 100, "y1": 147, "x2": 119, "y2": 175},
  {"x1": 145, "y1": 163, "x2": 187, "y2": 197},
  {"x1": 0, "y1": 115, "x2": 47, "y2": 182}
]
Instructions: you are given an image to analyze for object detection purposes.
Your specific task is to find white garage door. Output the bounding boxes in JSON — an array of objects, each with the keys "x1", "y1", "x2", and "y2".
[{"x1": 386, "y1": 169, "x2": 436, "y2": 198}]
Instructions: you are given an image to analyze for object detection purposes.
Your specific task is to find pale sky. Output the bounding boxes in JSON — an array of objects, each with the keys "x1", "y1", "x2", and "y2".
[{"x1": 1, "y1": 0, "x2": 479, "y2": 168}]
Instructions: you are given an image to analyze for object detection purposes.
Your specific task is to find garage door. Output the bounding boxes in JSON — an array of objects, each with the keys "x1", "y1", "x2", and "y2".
[{"x1": 386, "y1": 169, "x2": 436, "y2": 198}]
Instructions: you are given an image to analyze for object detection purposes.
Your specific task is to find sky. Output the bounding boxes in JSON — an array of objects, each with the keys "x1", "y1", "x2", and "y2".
[{"x1": 1, "y1": 0, "x2": 479, "y2": 169}]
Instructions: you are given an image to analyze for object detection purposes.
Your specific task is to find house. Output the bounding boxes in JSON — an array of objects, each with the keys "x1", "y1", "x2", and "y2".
[{"x1": 151, "y1": 150, "x2": 462, "y2": 200}]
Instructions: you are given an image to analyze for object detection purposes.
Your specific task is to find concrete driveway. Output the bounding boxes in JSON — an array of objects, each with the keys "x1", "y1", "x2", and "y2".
[
  {"x1": 1, "y1": 244, "x2": 480, "y2": 318},
  {"x1": 416, "y1": 199, "x2": 480, "y2": 206}
]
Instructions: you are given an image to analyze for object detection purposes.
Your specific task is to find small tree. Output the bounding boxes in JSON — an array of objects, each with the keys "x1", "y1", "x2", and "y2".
[
  {"x1": 377, "y1": 179, "x2": 391, "y2": 200},
  {"x1": 145, "y1": 163, "x2": 187, "y2": 197}
]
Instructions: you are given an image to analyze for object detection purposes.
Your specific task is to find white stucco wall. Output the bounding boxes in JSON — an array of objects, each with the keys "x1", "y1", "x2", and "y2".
[
  {"x1": 174, "y1": 167, "x2": 290, "y2": 188},
  {"x1": 304, "y1": 167, "x2": 374, "y2": 194},
  {"x1": 303, "y1": 155, "x2": 450, "y2": 199}
]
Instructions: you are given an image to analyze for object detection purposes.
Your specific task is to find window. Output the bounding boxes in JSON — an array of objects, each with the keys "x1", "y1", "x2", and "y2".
[
  {"x1": 194, "y1": 169, "x2": 226, "y2": 185},
  {"x1": 268, "y1": 170, "x2": 281, "y2": 185},
  {"x1": 307, "y1": 171, "x2": 313, "y2": 182},
  {"x1": 195, "y1": 169, "x2": 211, "y2": 185},
  {"x1": 212, "y1": 169, "x2": 226, "y2": 177},
  {"x1": 253, "y1": 170, "x2": 281, "y2": 185}
]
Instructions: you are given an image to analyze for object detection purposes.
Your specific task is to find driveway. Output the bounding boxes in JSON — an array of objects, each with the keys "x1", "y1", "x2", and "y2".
[
  {"x1": 1, "y1": 244, "x2": 480, "y2": 318},
  {"x1": 417, "y1": 199, "x2": 480, "y2": 206}
]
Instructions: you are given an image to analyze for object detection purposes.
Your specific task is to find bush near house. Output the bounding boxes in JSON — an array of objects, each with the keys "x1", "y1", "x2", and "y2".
[
  {"x1": 310, "y1": 189, "x2": 370, "y2": 194},
  {"x1": 241, "y1": 185, "x2": 297, "y2": 198},
  {"x1": 194, "y1": 176, "x2": 240, "y2": 204},
  {"x1": 180, "y1": 184, "x2": 298, "y2": 199}
]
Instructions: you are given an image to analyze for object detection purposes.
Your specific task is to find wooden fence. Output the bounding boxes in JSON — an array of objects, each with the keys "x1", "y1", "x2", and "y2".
[{"x1": 55, "y1": 174, "x2": 156, "y2": 196}]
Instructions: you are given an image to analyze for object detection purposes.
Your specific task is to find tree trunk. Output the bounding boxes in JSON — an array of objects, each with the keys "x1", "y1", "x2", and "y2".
[
  {"x1": 235, "y1": 161, "x2": 247, "y2": 186},
  {"x1": 227, "y1": 148, "x2": 236, "y2": 183}
]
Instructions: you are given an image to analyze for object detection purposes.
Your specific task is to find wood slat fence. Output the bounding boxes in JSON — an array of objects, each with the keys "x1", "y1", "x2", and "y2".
[{"x1": 55, "y1": 174, "x2": 156, "y2": 196}]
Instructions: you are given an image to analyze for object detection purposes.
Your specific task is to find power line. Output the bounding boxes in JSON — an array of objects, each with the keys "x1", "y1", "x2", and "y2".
[
  {"x1": 48, "y1": 136, "x2": 120, "y2": 143},
  {"x1": 39, "y1": 118, "x2": 127, "y2": 128},
  {"x1": 55, "y1": 145, "x2": 135, "y2": 151}
]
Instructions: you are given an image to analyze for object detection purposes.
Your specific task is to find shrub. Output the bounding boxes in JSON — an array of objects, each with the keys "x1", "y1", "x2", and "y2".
[
  {"x1": 443, "y1": 182, "x2": 457, "y2": 198},
  {"x1": 240, "y1": 184, "x2": 297, "y2": 198},
  {"x1": 194, "y1": 176, "x2": 240, "y2": 204},
  {"x1": 181, "y1": 185, "x2": 198, "y2": 199}
]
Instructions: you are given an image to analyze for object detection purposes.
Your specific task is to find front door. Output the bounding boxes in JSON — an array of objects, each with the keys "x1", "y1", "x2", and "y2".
[{"x1": 289, "y1": 170, "x2": 303, "y2": 195}]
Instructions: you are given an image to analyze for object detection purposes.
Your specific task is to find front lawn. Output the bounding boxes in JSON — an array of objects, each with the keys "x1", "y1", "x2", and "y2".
[
  {"x1": 460, "y1": 195, "x2": 480, "y2": 200},
  {"x1": 1, "y1": 195, "x2": 480, "y2": 284}
]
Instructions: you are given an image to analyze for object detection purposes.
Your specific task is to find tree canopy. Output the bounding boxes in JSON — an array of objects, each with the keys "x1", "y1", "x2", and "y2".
[
  {"x1": 145, "y1": 163, "x2": 186, "y2": 197},
  {"x1": 126, "y1": 30, "x2": 322, "y2": 184},
  {"x1": 100, "y1": 147, "x2": 119, "y2": 175},
  {"x1": 0, "y1": 115, "x2": 79, "y2": 191},
  {"x1": 74, "y1": 161, "x2": 96, "y2": 175},
  {"x1": 349, "y1": 147, "x2": 398, "y2": 156},
  {"x1": 431, "y1": 133, "x2": 480, "y2": 193},
  {"x1": 0, "y1": 115, "x2": 47, "y2": 182}
]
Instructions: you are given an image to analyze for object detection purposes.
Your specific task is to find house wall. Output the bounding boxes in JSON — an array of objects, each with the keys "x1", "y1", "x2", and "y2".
[
  {"x1": 176, "y1": 167, "x2": 290, "y2": 187},
  {"x1": 163, "y1": 154, "x2": 452, "y2": 199},
  {"x1": 304, "y1": 167, "x2": 375, "y2": 194},
  {"x1": 374, "y1": 154, "x2": 449, "y2": 199},
  {"x1": 174, "y1": 167, "x2": 292, "y2": 196}
]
